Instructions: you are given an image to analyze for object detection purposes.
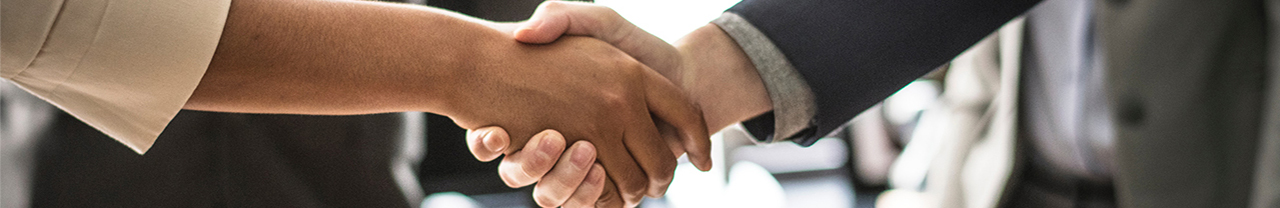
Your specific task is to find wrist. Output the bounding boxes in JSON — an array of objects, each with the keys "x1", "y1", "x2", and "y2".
[
  {"x1": 399, "y1": 18, "x2": 515, "y2": 117},
  {"x1": 675, "y1": 24, "x2": 772, "y2": 133}
]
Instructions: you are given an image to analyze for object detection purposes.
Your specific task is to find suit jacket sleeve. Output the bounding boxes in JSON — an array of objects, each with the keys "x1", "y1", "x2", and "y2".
[{"x1": 719, "y1": 0, "x2": 1040, "y2": 146}]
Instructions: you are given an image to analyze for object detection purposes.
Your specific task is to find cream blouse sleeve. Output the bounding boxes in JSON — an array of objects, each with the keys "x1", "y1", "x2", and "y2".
[{"x1": 1, "y1": 0, "x2": 232, "y2": 154}]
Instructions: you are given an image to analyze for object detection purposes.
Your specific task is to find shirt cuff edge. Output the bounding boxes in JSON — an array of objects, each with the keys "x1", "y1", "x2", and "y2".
[{"x1": 712, "y1": 12, "x2": 818, "y2": 143}]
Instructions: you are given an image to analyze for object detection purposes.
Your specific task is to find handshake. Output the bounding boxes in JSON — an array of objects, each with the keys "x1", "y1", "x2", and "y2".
[
  {"x1": 452, "y1": 2, "x2": 776, "y2": 207},
  {"x1": 187, "y1": 0, "x2": 772, "y2": 207},
  {"x1": 453, "y1": 2, "x2": 771, "y2": 208}
]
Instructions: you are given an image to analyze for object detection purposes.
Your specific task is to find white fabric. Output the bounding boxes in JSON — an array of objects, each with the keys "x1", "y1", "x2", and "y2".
[
  {"x1": 879, "y1": 19, "x2": 1025, "y2": 208},
  {"x1": 1, "y1": 0, "x2": 231, "y2": 153}
]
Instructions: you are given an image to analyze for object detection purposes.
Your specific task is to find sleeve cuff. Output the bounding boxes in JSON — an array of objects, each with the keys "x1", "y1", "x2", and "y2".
[
  {"x1": 2, "y1": 0, "x2": 232, "y2": 154},
  {"x1": 712, "y1": 12, "x2": 819, "y2": 145}
]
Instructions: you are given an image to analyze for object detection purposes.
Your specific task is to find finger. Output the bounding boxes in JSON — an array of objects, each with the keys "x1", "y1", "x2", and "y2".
[
  {"x1": 623, "y1": 105, "x2": 678, "y2": 198},
  {"x1": 564, "y1": 163, "x2": 607, "y2": 208},
  {"x1": 643, "y1": 68, "x2": 713, "y2": 171},
  {"x1": 655, "y1": 119, "x2": 686, "y2": 158},
  {"x1": 533, "y1": 141, "x2": 597, "y2": 208},
  {"x1": 595, "y1": 176, "x2": 625, "y2": 208},
  {"x1": 591, "y1": 130, "x2": 649, "y2": 207},
  {"x1": 498, "y1": 130, "x2": 567, "y2": 187},
  {"x1": 467, "y1": 126, "x2": 510, "y2": 162}
]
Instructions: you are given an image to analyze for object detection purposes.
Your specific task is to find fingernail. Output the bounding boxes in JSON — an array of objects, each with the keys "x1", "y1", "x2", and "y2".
[
  {"x1": 571, "y1": 142, "x2": 595, "y2": 168},
  {"x1": 537, "y1": 132, "x2": 560, "y2": 158}
]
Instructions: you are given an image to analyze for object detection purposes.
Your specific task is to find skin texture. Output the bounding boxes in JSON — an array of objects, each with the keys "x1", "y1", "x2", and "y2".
[
  {"x1": 185, "y1": 0, "x2": 712, "y2": 207},
  {"x1": 467, "y1": 1, "x2": 774, "y2": 207}
]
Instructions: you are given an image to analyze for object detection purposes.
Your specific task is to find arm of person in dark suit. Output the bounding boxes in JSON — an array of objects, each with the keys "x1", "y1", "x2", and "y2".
[
  {"x1": 466, "y1": 0, "x2": 1041, "y2": 206},
  {"x1": 724, "y1": 0, "x2": 1041, "y2": 145}
]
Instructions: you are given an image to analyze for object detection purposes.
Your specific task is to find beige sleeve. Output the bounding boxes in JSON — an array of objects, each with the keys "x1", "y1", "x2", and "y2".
[{"x1": 1, "y1": 0, "x2": 231, "y2": 154}]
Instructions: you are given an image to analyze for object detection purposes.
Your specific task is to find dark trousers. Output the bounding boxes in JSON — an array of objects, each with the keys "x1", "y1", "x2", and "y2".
[{"x1": 24, "y1": 110, "x2": 412, "y2": 207}]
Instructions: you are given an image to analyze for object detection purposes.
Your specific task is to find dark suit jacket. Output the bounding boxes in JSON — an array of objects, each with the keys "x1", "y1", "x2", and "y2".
[
  {"x1": 728, "y1": 0, "x2": 1041, "y2": 145},
  {"x1": 726, "y1": 0, "x2": 1270, "y2": 207}
]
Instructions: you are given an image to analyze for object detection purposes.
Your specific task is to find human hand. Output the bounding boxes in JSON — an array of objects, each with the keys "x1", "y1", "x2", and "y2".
[
  {"x1": 467, "y1": 127, "x2": 611, "y2": 208},
  {"x1": 441, "y1": 36, "x2": 710, "y2": 208},
  {"x1": 514, "y1": 1, "x2": 770, "y2": 136},
  {"x1": 466, "y1": 1, "x2": 774, "y2": 207}
]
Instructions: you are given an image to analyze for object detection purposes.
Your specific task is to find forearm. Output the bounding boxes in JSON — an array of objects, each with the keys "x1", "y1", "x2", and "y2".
[
  {"x1": 675, "y1": 24, "x2": 772, "y2": 133},
  {"x1": 728, "y1": 0, "x2": 1039, "y2": 141},
  {"x1": 187, "y1": 0, "x2": 505, "y2": 115}
]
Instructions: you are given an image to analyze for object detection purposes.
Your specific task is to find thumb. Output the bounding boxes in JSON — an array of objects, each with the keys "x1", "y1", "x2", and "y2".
[
  {"x1": 514, "y1": 1, "x2": 631, "y2": 44},
  {"x1": 513, "y1": 11, "x2": 570, "y2": 44},
  {"x1": 514, "y1": 1, "x2": 686, "y2": 80}
]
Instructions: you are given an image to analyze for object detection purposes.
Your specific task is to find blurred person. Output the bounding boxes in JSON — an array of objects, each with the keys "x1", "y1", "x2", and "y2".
[
  {"x1": 1, "y1": 0, "x2": 716, "y2": 206},
  {"x1": 469, "y1": 0, "x2": 1279, "y2": 208}
]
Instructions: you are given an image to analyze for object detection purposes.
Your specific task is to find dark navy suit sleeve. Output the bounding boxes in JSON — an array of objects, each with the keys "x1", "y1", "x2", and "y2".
[{"x1": 729, "y1": 0, "x2": 1041, "y2": 146}]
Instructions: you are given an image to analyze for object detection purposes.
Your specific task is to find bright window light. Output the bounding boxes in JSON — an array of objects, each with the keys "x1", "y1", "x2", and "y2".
[{"x1": 595, "y1": 0, "x2": 743, "y2": 43}]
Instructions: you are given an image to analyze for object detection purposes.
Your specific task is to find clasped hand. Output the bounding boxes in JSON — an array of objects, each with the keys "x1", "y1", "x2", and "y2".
[
  {"x1": 458, "y1": 1, "x2": 765, "y2": 208},
  {"x1": 444, "y1": 2, "x2": 722, "y2": 208}
]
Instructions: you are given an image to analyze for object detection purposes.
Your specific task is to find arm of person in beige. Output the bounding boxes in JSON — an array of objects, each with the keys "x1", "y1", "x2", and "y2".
[{"x1": 0, "y1": 0, "x2": 714, "y2": 207}]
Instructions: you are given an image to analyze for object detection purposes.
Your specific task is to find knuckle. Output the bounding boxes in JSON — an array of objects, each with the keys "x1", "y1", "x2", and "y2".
[{"x1": 597, "y1": 90, "x2": 634, "y2": 114}]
